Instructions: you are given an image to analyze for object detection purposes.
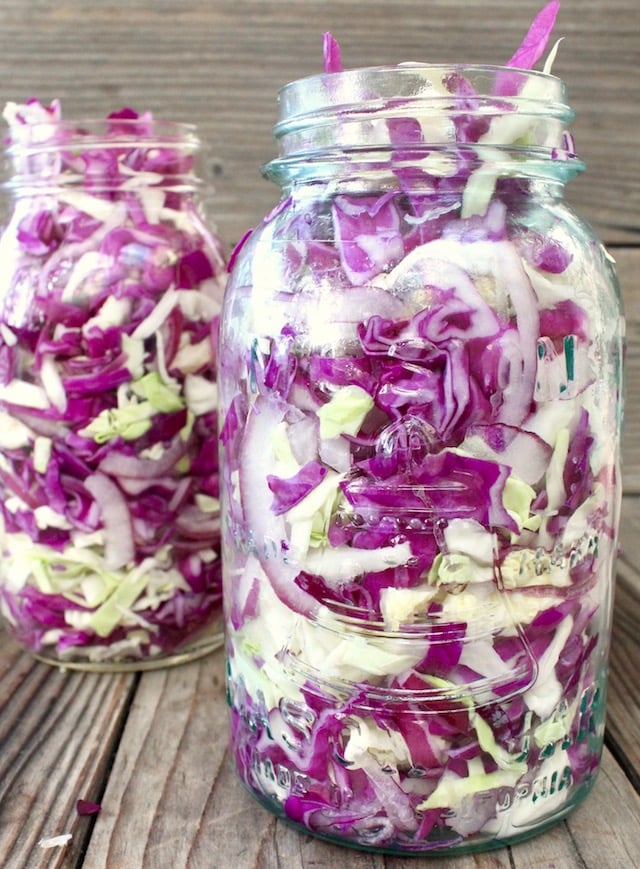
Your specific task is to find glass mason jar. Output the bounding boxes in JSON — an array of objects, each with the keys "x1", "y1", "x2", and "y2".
[
  {"x1": 0, "y1": 105, "x2": 227, "y2": 671},
  {"x1": 218, "y1": 66, "x2": 624, "y2": 853}
]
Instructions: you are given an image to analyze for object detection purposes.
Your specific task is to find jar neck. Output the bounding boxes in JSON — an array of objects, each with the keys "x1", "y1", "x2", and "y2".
[
  {"x1": 264, "y1": 64, "x2": 583, "y2": 192},
  {"x1": 3, "y1": 117, "x2": 202, "y2": 197}
]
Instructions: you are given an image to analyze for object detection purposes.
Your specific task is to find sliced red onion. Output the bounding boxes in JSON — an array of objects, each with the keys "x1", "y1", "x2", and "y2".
[
  {"x1": 461, "y1": 424, "x2": 552, "y2": 485},
  {"x1": 98, "y1": 436, "x2": 187, "y2": 479},
  {"x1": 84, "y1": 472, "x2": 134, "y2": 569},
  {"x1": 238, "y1": 397, "x2": 322, "y2": 617}
]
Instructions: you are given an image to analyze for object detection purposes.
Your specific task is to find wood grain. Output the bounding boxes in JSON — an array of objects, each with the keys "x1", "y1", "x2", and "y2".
[
  {"x1": 506, "y1": 750, "x2": 640, "y2": 869},
  {"x1": 564, "y1": 749, "x2": 640, "y2": 867},
  {"x1": 0, "y1": 0, "x2": 637, "y2": 248},
  {"x1": 617, "y1": 250, "x2": 640, "y2": 492},
  {"x1": 0, "y1": 634, "x2": 137, "y2": 869},
  {"x1": 80, "y1": 652, "x2": 229, "y2": 869},
  {"x1": 606, "y1": 497, "x2": 640, "y2": 790}
]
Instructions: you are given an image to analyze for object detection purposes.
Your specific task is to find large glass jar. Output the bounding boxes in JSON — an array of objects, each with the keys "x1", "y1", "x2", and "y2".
[
  {"x1": 218, "y1": 65, "x2": 624, "y2": 854},
  {"x1": 0, "y1": 103, "x2": 227, "y2": 670}
]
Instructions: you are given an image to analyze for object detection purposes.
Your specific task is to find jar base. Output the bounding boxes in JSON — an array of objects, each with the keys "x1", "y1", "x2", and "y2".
[
  {"x1": 31, "y1": 623, "x2": 224, "y2": 673},
  {"x1": 235, "y1": 770, "x2": 598, "y2": 857}
]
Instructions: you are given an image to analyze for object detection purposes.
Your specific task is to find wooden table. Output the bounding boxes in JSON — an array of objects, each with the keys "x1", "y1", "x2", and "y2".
[{"x1": 1, "y1": 2, "x2": 639, "y2": 867}]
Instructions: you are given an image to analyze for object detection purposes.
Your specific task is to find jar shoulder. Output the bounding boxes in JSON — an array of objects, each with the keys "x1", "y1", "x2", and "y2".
[{"x1": 226, "y1": 191, "x2": 622, "y2": 317}]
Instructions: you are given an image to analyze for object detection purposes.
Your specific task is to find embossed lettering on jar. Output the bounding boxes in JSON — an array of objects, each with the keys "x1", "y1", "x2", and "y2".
[
  {"x1": 218, "y1": 63, "x2": 624, "y2": 854},
  {"x1": 0, "y1": 104, "x2": 227, "y2": 670}
]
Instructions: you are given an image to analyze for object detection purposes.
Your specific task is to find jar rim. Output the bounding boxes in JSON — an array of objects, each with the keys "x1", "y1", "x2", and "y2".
[
  {"x1": 5, "y1": 117, "x2": 200, "y2": 156},
  {"x1": 2, "y1": 116, "x2": 204, "y2": 191},
  {"x1": 269, "y1": 62, "x2": 579, "y2": 178},
  {"x1": 275, "y1": 63, "x2": 570, "y2": 135}
]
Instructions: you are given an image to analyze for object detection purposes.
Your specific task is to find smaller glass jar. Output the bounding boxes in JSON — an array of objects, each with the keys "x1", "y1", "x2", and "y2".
[{"x1": 0, "y1": 103, "x2": 227, "y2": 670}]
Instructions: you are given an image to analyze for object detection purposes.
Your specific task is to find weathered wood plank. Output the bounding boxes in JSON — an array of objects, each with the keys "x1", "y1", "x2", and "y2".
[
  {"x1": 80, "y1": 651, "x2": 229, "y2": 869},
  {"x1": 0, "y1": 630, "x2": 137, "y2": 869},
  {"x1": 606, "y1": 496, "x2": 640, "y2": 788},
  {"x1": 617, "y1": 250, "x2": 640, "y2": 493},
  {"x1": 0, "y1": 0, "x2": 637, "y2": 247},
  {"x1": 506, "y1": 749, "x2": 640, "y2": 869},
  {"x1": 564, "y1": 748, "x2": 640, "y2": 867}
]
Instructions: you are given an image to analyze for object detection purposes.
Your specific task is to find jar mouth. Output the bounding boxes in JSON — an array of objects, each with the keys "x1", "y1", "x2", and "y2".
[{"x1": 272, "y1": 63, "x2": 577, "y2": 170}]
